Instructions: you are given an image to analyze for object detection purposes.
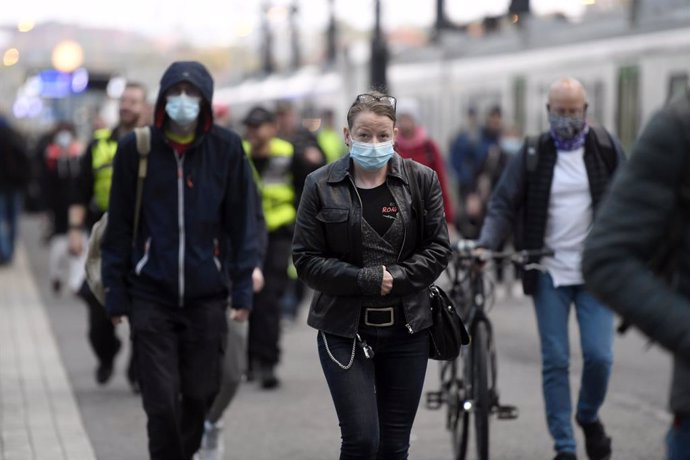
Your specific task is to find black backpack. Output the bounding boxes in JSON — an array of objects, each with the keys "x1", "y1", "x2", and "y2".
[{"x1": 524, "y1": 125, "x2": 618, "y2": 175}]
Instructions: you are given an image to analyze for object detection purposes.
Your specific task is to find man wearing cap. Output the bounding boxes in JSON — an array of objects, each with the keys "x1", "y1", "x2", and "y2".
[
  {"x1": 242, "y1": 106, "x2": 297, "y2": 389},
  {"x1": 101, "y1": 61, "x2": 260, "y2": 460}
]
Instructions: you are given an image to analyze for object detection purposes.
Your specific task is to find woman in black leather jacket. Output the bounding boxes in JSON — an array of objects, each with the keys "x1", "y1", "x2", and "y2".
[{"x1": 292, "y1": 91, "x2": 451, "y2": 460}]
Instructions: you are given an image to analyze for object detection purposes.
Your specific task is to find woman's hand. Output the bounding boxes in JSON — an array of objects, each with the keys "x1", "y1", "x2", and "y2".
[{"x1": 381, "y1": 265, "x2": 393, "y2": 296}]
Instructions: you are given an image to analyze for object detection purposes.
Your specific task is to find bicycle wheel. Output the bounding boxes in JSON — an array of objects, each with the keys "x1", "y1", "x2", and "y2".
[
  {"x1": 450, "y1": 356, "x2": 470, "y2": 460},
  {"x1": 473, "y1": 321, "x2": 491, "y2": 460}
]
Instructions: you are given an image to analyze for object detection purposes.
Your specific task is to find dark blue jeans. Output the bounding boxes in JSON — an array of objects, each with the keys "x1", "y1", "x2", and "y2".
[
  {"x1": 318, "y1": 319, "x2": 429, "y2": 460},
  {"x1": 0, "y1": 190, "x2": 21, "y2": 264},
  {"x1": 667, "y1": 415, "x2": 690, "y2": 460}
]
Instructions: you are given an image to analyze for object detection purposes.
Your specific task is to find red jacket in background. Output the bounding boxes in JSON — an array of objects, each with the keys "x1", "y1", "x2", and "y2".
[{"x1": 396, "y1": 127, "x2": 455, "y2": 226}]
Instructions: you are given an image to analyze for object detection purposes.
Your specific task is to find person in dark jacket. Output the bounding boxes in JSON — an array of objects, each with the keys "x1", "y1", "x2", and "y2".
[
  {"x1": 101, "y1": 61, "x2": 260, "y2": 460},
  {"x1": 292, "y1": 91, "x2": 451, "y2": 459},
  {"x1": 582, "y1": 90, "x2": 690, "y2": 460},
  {"x1": 450, "y1": 105, "x2": 508, "y2": 239},
  {"x1": 0, "y1": 114, "x2": 30, "y2": 265},
  {"x1": 41, "y1": 121, "x2": 85, "y2": 294},
  {"x1": 69, "y1": 81, "x2": 148, "y2": 389},
  {"x1": 477, "y1": 78, "x2": 625, "y2": 460}
]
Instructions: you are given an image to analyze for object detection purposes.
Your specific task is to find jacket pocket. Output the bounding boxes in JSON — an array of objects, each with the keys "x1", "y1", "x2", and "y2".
[
  {"x1": 316, "y1": 208, "x2": 350, "y2": 254},
  {"x1": 135, "y1": 237, "x2": 152, "y2": 275},
  {"x1": 316, "y1": 208, "x2": 349, "y2": 223}
]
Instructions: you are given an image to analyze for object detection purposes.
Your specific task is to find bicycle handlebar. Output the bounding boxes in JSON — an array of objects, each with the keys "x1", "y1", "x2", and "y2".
[{"x1": 451, "y1": 239, "x2": 555, "y2": 266}]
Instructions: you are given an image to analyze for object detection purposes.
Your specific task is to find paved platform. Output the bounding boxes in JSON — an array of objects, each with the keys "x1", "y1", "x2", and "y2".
[{"x1": 0, "y1": 243, "x2": 96, "y2": 460}]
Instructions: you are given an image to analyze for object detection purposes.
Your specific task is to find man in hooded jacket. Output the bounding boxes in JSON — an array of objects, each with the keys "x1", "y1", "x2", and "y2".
[{"x1": 102, "y1": 61, "x2": 259, "y2": 460}]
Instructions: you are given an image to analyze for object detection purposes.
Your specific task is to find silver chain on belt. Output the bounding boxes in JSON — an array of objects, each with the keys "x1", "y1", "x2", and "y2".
[{"x1": 320, "y1": 331, "x2": 357, "y2": 370}]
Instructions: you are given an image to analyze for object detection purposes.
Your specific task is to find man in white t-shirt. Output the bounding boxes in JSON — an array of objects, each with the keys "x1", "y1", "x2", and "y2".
[{"x1": 477, "y1": 78, "x2": 626, "y2": 460}]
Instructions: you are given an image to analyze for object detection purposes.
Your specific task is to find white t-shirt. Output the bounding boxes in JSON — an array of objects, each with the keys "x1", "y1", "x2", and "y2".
[{"x1": 542, "y1": 146, "x2": 592, "y2": 287}]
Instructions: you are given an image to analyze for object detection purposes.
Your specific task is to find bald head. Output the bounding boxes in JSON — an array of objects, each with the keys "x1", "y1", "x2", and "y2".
[{"x1": 547, "y1": 78, "x2": 588, "y2": 116}]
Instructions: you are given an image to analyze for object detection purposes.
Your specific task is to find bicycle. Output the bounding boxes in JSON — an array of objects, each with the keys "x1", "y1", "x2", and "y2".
[{"x1": 425, "y1": 240, "x2": 554, "y2": 460}]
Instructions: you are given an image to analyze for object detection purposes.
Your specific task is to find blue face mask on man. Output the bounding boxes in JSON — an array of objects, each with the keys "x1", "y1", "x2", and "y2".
[
  {"x1": 349, "y1": 139, "x2": 395, "y2": 171},
  {"x1": 165, "y1": 92, "x2": 201, "y2": 126}
]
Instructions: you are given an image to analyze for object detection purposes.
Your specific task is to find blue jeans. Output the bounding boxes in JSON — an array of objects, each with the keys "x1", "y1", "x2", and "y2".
[
  {"x1": 0, "y1": 190, "x2": 21, "y2": 264},
  {"x1": 667, "y1": 415, "x2": 690, "y2": 460},
  {"x1": 317, "y1": 317, "x2": 429, "y2": 460},
  {"x1": 533, "y1": 272, "x2": 614, "y2": 454}
]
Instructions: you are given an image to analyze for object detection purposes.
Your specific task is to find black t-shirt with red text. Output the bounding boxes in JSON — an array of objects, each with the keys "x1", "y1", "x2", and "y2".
[{"x1": 357, "y1": 183, "x2": 399, "y2": 236}]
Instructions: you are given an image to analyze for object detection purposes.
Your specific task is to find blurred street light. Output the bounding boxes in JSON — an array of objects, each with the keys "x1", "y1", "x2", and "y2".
[
  {"x1": 3, "y1": 48, "x2": 20, "y2": 66},
  {"x1": 17, "y1": 19, "x2": 35, "y2": 33},
  {"x1": 51, "y1": 40, "x2": 84, "y2": 72}
]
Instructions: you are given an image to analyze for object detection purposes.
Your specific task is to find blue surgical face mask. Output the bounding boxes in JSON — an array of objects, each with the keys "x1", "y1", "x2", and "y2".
[
  {"x1": 349, "y1": 139, "x2": 394, "y2": 171},
  {"x1": 165, "y1": 92, "x2": 201, "y2": 126},
  {"x1": 55, "y1": 130, "x2": 74, "y2": 149}
]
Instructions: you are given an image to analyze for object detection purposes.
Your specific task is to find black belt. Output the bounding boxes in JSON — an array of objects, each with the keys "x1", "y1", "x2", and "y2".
[{"x1": 363, "y1": 307, "x2": 396, "y2": 327}]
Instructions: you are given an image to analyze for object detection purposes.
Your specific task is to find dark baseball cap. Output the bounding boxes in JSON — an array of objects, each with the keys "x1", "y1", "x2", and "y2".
[{"x1": 242, "y1": 106, "x2": 275, "y2": 126}]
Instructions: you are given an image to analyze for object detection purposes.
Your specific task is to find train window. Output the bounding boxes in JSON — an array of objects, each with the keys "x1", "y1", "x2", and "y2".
[
  {"x1": 668, "y1": 73, "x2": 689, "y2": 102},
  {"x1": 512, "y1": 76, "x2": 526, "y2": 135},
  {"x1": 616, "y1": 65, "x2": 640, "y2": 150}
]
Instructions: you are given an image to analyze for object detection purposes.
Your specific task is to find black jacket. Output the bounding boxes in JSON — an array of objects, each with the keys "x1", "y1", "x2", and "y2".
[
  {"x1": 292, "y1": 153, "x2": 451, "y2": 338},
  {"x1": 102, "y1": 61, "x2": 260, "y2": 316},
  {"x1": 583, "y1": 92, "x2": 690, "y2": 415},
  {"x1": 0, "y1": 119, "x2": 30, "y2": 192}
]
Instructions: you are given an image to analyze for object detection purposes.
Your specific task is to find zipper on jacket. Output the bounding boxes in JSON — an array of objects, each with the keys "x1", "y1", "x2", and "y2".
[
  {"x1": 348, "y1": 175, "x2": 365, "y2": 266},
  {"x1": 175, "y1": 153, "x2": 186, "y2": 307},
  {"x1": 135, "y1": 237, "x2": 152, "y2": 275},
  {"x1": 348, "y1": 175, "x2": 366, "y2": 337},
  {"x1": 213, "y1": 238, "x2": 221, "y2": 271}
]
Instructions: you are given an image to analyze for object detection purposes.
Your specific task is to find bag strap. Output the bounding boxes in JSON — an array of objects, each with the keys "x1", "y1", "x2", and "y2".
[
  {"x1": 589, "y1": 125, "x2": 618, "y2": 175},
  {"x1": 133, "y1": 127, "x2": 151, "y2": 245}
]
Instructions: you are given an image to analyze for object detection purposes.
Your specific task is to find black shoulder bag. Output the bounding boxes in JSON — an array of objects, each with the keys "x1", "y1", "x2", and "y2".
[{"x1": 403, "y1": 159, "x2": 470, "y2": 360}]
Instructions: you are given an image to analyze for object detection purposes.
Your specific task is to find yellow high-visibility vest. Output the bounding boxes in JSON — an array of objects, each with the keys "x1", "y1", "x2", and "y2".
[
  {"x1": 91, "y1": 128, "x2": 118, "y2": 212},
  {"x1": 244, "y1": 138, "x2": 296, "y2": 232},
  {"x1": 317, "y1": 128, "x2": 345, "y2": 163}
]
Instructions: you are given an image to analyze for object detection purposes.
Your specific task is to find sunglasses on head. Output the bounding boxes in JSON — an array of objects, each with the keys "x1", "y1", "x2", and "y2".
[{"x1": 352, "y1": 94, "x2": 397, "y2": 110}]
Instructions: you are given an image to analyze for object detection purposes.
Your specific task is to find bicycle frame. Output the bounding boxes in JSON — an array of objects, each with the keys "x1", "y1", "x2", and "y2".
[{"x1": 426, "y1": 242, "x2": 554, "y2": 460}]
